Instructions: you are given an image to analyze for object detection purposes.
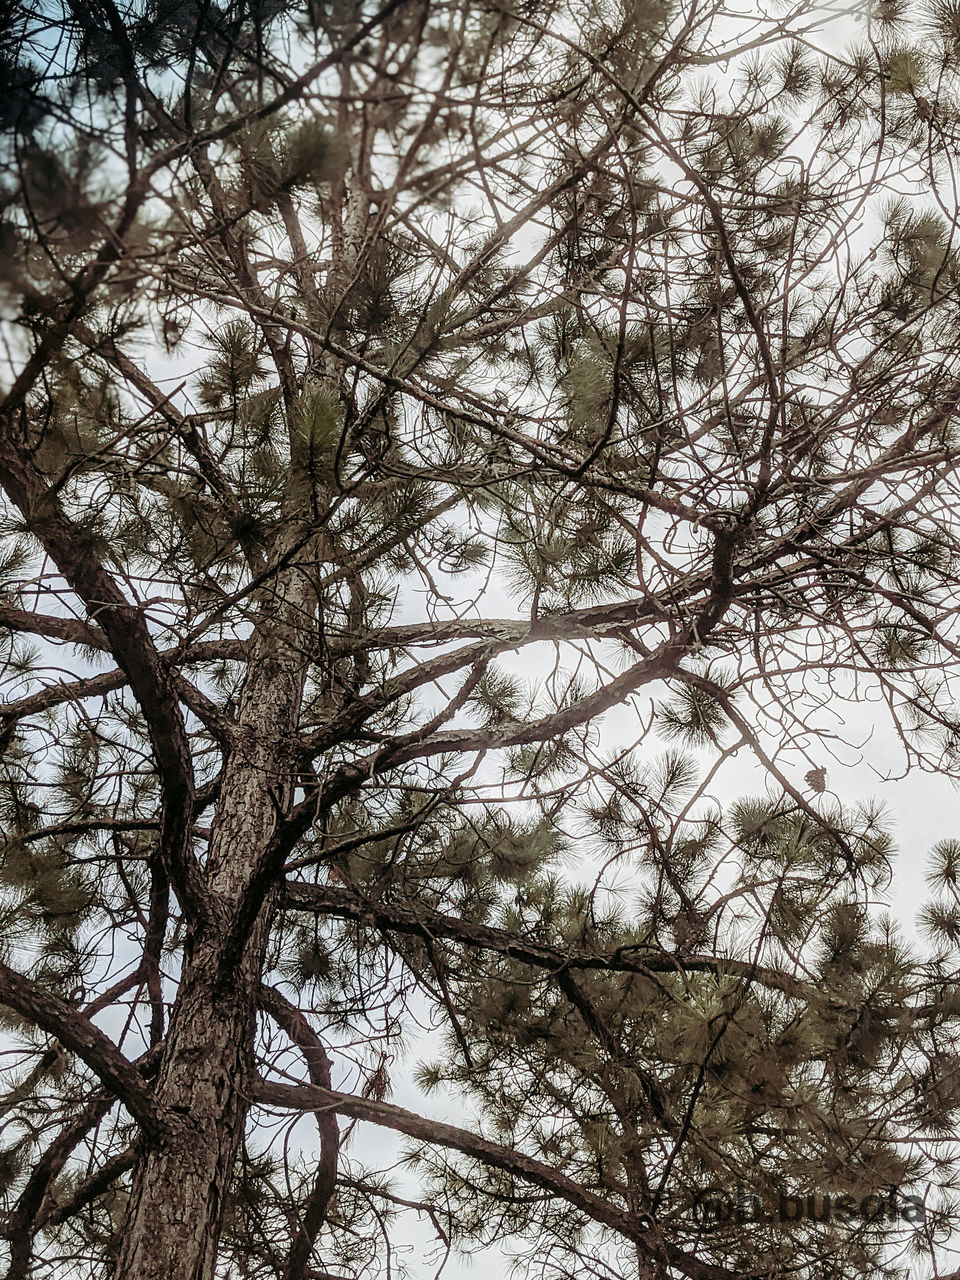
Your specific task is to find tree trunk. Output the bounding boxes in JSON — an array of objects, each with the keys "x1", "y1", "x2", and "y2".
[
  {"x1": 110, "y1": 921, "x2": 269, "y2": 1280},
  {"x1": 114, "y1": 564, "x2": 316, "y2": 1280},
  {"x1": 114, "y1": 132, "x2": 362, "y2": 1270}
]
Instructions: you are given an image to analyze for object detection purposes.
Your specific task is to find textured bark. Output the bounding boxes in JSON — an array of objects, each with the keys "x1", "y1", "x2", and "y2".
[
  {"x1": 110, "y1": 920, "x2": 270, "y2": 1280},
  {"x1": 111, "y1": 138, "x2": 362, "y2": 1275},
  {"x1": 112, "y1": 559, "x2": 317, "y2": 1280}
]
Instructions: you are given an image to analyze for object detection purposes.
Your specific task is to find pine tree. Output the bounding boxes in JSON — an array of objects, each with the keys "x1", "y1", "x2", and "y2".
[{"x1": 2, "y1": 1, "x2": 960, "y2": 1278}]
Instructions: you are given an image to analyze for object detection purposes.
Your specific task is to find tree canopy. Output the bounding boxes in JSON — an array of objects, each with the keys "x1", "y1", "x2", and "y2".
[{"x1": 3, "y1": 1, "x2": 960, "y2": 1278}]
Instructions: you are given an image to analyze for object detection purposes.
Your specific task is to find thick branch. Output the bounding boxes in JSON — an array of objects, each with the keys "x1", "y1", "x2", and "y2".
[
  {"x1": 0, "y1": 639, "x2": 244, "y2": 730},
  {"x1": 254, "y1": 1078, "x2": 730, "y2": 1280},
  {"x1": 0, "y1": 962, "x2": 172, "y2": 1143},
  {"x1": 0, "y1": 431, "x2": 207, "y2": 917},
  {"x1": 259, "y1": 986, "x2": 339, "y2": 1280},
  {"x1": 38, "y1": 1144, "x2": 139, "y2": 1231},
  {"x1": 1, "y1": 1092, "x2": 115, "y2": 1279},
  {"x1": 0, "y1": 604, "x2": 105, "y2": 649},
  {"x1": 282, "y1": 881, "x2": 807, "y2": 999}
]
